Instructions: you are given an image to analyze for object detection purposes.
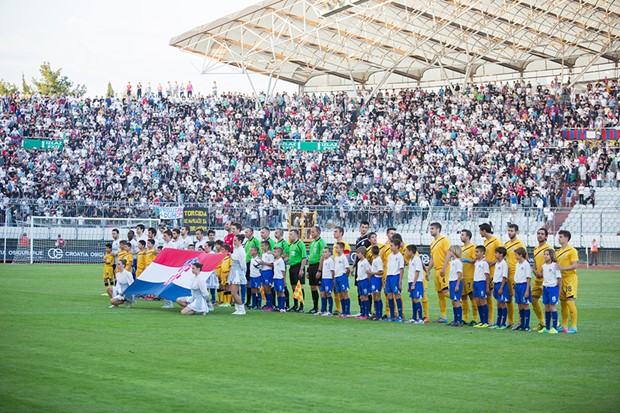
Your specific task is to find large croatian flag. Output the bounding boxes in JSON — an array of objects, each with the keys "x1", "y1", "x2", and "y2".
[{"x1": 123, "y1": 249, "x2": 227, "y2": 301}]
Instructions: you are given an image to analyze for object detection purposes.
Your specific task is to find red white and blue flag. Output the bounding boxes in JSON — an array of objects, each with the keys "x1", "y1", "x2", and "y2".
[{"x1": 123, "y1": 249, "x2": 226, "y2": 301}]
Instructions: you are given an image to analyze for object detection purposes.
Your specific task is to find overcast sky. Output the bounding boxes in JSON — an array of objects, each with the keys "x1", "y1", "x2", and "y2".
[{"x1": 0, "y1": 0, "x2": 298, "y2": 97}]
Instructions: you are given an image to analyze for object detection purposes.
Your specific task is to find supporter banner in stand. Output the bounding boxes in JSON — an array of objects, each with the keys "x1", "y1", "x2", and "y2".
[
  {"x1": 158, "y1": 206, "x2": 183, "y2": 220},
  {"x1": 280, "y1": 140, "x2": 339, "y2": 151},
  {"x1": 22, "y1": 138, "x2": 65, "y2": 150},
  {"x1": 562, "y1": 129, "x2": 587, "y2": 140},
  {"x1": 601, "y1": 129, "x2": 620, "y2": 140},
  {"x1": 562, "y1": 128, "x2": 620, "y2": 140},
  {"x1": 182, "y1": 207, "x2": 209, "y2": 235},
  {"x1": 0, "y1": 239, "x2": 106, "y2": 263}
]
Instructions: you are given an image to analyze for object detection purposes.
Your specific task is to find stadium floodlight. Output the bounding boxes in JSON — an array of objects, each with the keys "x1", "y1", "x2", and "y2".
[{"x1": 319, "y1": 0, "x2": 369, "y2": 18}]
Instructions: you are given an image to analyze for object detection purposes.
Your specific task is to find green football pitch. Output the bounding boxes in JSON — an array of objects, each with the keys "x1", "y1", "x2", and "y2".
[{"x1": 0, "y1": 265, "x2": 618, "y2": 413}]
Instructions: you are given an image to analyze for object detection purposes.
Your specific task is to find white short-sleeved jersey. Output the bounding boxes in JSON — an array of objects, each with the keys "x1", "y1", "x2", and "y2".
[
  {"x1": 356, "y1": 259, "x2": 371, "y2": 281},
  {"x1": 371, "y1": 256, "x2": 383, "y2": 277},
  {"x1": 260, "y1": 252, "x2": 274, "y2": 272},
  {"x1": 195, "y1": 239, "x2": 206, "y2": 251},
  {"x1": 387, "y1": 252, "x2": 404, "y2": 276},
  {"x1": 273, "y1": 257, "x2": 286, "y2": 280},
  {"x1": 407, "y1": 255, "x2": 423, "y2": 283},
  {"x1": 448, "y1": 259, "x2": 463, "y2": 282},
  {"x1": 322, "y1": 257, "x2": 335, "y2": 279},
  {"x1": 129, "y1": 239, "x2": 139, "y2": 254},
  {"x1": 333, "y1": 254, "x2": 349, "y2": 278},
  {"x1": 177, "y1": 236, "x2": 193, "y2": 250},
  {"x1": 474, "y1": 259, "x2": 490, "y2": 282},
  {"x1": 112, "y1": 239, "x2": 121, "y2": 256},
  {"x1": 493, "y1": 259, "x2": 508, "y2": 283},
  {"x1": 250, "y1": 257, "x2": 261, "y2": 278},
  {"x1": 542, "y1": 263, "x2": 561, "y2": 287},
  {"x1": 514, "y1": 260, "x2": 532, "y2": 284}
]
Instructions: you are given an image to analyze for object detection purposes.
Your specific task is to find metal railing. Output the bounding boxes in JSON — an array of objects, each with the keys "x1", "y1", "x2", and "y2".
[{"x1": 2, "y1": 199, "x2": 618, "y2": 246}]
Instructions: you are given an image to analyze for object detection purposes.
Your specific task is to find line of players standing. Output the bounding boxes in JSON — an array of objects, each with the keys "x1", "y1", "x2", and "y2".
[{"x1": 100, "y1": 221, "x2": 579, "y2": 334}]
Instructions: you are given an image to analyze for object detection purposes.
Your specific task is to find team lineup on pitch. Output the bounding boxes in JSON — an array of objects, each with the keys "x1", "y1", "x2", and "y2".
[{"x1": 104, "y1": 220, "x2": 579, "y2": 334}]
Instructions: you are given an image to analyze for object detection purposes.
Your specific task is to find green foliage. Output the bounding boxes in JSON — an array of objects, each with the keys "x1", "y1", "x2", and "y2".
[
  {"x1": 106, "y1": 81, "x2": 114, "y2": 97},
  {"x1": 0, "y1": 266, "x2": 618, "y2": 412},
  {"x1": 0, "y1": 79, "x2": 18, "y2": 96},
  {"x1": 21, "y1": 74, "x2": 32, "y2": 96},
  {"x1": 31, "y1": 61, "x2": 87, "y2": 97}
]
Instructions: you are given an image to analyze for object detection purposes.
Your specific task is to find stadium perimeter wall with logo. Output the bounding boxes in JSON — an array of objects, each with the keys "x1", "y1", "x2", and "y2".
[{"x1": 2, "y1": 233, "x2": 619, "y2": 266}]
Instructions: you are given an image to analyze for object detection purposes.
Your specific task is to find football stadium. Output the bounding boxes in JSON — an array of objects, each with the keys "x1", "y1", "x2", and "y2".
[{"x1": 1, "y1": 1, "x2": 620, "y2": 412}]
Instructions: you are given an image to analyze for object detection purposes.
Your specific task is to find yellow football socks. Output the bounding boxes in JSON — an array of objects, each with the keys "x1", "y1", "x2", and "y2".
[
  {"x1": 438, "y1": 293, "x2": 447, "y2": 319},
  {"x1": 334, "y1": 294, "x2": 342, "y2": 313},
  {"x1": 384, "y1": 294, "x2": 391, "y2": 317},
  {"x1": 488, "y1": 297, "x2": 494, "y2": 324},
  {"x1": 566, "y1": 300, "x2": 578, "y2": 328},
  {"x1": 422, "y1": 297, "x2": 428, "y2": 319},
  {"x1": 507, "y1": 302, "x2": 514, "y2": 325},
  {"x1": 461, "y1": 298, "x2": 470, "y2": 322},
  {"x1": 532, "y1": 298, "x2": 544, "y2": 325},
  {"x1": 561, "y1": 300, "x2": 569, "y2": 327},
  {"x1": 472, "y1": 299, "x2": 478, "y2": 322}
]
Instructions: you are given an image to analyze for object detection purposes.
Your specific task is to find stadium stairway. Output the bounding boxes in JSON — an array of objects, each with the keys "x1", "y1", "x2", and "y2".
[
  {"x1": 559, "y1": 188, "x2": 620, "y2": 248},
  {"x1": 553, "y1": 209, "x2": 572, "y2": 232}
]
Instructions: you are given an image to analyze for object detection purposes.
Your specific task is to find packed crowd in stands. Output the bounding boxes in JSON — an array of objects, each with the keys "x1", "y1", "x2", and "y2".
[{"x1": 1, "y1": 77, "x2": 619, "y2": 224}]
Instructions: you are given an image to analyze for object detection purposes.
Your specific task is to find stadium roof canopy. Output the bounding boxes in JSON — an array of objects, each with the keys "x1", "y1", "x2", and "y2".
[{"x1": 170, "y1": 0, "x2": 620, "y2": 92}]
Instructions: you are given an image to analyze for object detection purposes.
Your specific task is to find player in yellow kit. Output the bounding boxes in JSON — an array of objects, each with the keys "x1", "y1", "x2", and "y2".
[
  {"x1": 102, "y1": 243, "x2": 115, "y2": 294},
  {"x1": 456, "y1": 229, "x2": 478, "y2": 325},
  {"x1": 479, "y1": 223, "x2": 502, "y2": 326},
  {"x1": 216, "y1": 244, "x2": 232, "y2": 306},
  {"x1": 426, "y1": 222, "x2": 450, "y2": 323},
  {"x1": 116, "y1": 241, "x2": 134, "y2": 273},
  {"x1": 331, "y1": 226, "x2": 351, "y2": 315},
  {"x1": 531, "y1": 228, "x2": 553, "y2": 330},
  {"x1": 380, "y1": 228, "x2": 395, "y2": 318},
  {"x1": 504, "y1": 224, "x2": 526, "y2": 328},
  {"x1": 556, "y1": 230, "x2": 579, "y2": 334},
  {"x1": 331, "y1": 226, "x2": 350, "y2": 315},
  {"x1": 136, "y1": 240, "x2": 147, "y2": 278},
  {"x1": 145, "y1": 239, "x2": 156, "y2": 267}
]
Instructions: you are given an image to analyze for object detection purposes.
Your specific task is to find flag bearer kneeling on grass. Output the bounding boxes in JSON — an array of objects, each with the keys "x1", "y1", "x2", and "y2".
[
  {"x1": 513, "y1": 248, "x2": 533, "y2": 331},
  {"x1": 540, "y1": 249, "x2": 562, "y2": 334},
  {"x1": 108, "y1": 260, "x2": 135, "y2": 308},
  {"x1": 473, "y1": 246, "x2": 491, "y2": 328},
  {"x1": 489, "y1": 247, "x2": 509, "y2": 330},
  {"x1": 176, "y1": 262, "x2": 210, "y2": 315}
]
